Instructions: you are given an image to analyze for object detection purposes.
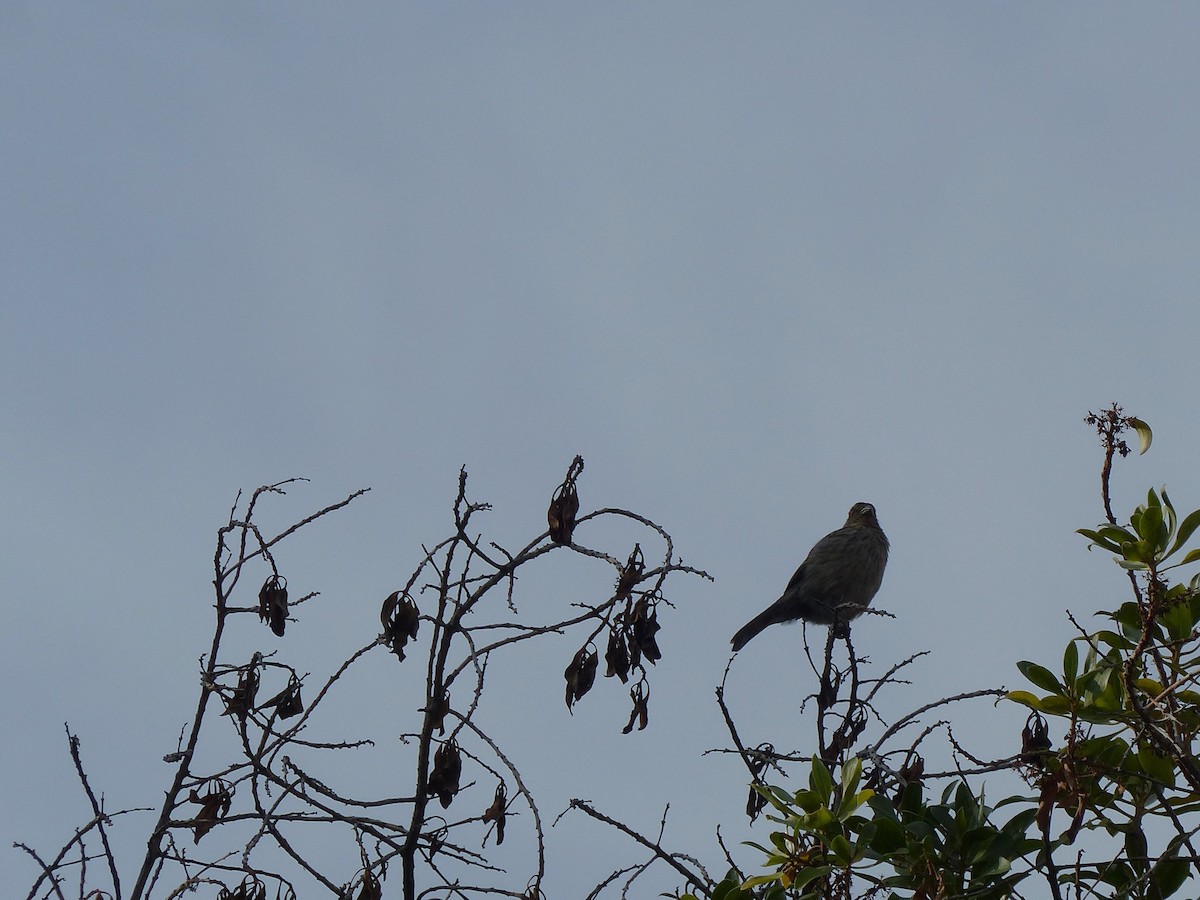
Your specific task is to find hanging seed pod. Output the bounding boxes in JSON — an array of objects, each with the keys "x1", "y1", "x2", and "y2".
[
  {"x1": 622, "y1": 680, "x2": 650, "y2": 734},
  {"x1": 258, "y1": 574, "x2": 289, "y2": 637},
  {"x1": 629, "y1": 597, "x2": 662, "y2": 666},
  {"x1": 547, "y1": 455, "x2": 584, "y2": 544},
  {"x1": 604, "y1": 627, "x2": 630, "y2": 683},
  {"x1": 188, "y1": 778, "x2": 233, "y2": 843},
  {"x1": 1021, "y1": 710, "x2": 1052, "y2": 767},
  {"x1": 745, "y1": 743, "x2": 774, "y2": 821},
  {"x1": 426, "y1": 691, "x2": 451, "y2": 734},
  {"x1": 614, "y1": 544, "x2": 645, "y2": 602},
  {"x1": 221, "y1": 655, "x2": 261, "y2": 719},
  {"x1": 380, "y1": 590, "x2": 420, "y2": 660},
  {"x1": 563, "y1": 645, "x2": 598, "y2": 712},
  {"x1": 350, "y1": 868, "x2": 382, "y2": 900},
  {"x1": 482, "y1": 782, "x2": 508, "y2": 846},
  {"x1": 258, "y1": 674, "x2": 303, "y2": 720},
  {"x1": 428, "y1": 739, "x2": 463, "y2": 808}
]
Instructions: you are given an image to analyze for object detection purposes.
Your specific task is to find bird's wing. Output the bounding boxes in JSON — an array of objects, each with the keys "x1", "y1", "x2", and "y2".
[{"x1": 781, "y1": 561, "x2": 808, "y2": 596}]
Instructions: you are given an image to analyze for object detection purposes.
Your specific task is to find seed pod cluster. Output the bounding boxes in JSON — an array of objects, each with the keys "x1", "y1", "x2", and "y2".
[
  {"x1": 569, "y1": 569, "x2": 667, "y2": 726},
  {"x1": 216, "y1": 874, "x2": 267, "y2": 900},
  {"x1": 604, "y1": 627, "x2": 630, "y2": 683},
  {"x1": 258, "y1": 574, "x2": 289, "y2": 637},
  {"x1": 381, "y1": 590, "x2": 420, "y2": 660},
  {"x1": 563, "y1": 645, "x2": 598, "y2": 712},
  {"x1": 627, "y1": 597, "x2": 662, "y2": 668},
  {"x1": 547, "y1": 455, "x2": 584, "y2": 545},
  {"x1": 428, "y1": 738, "x2": 462, "y2": 808}
]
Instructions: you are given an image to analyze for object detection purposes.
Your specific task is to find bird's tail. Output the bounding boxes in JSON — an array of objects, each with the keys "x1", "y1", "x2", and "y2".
[{"x1": 731, "y1": 607, "x2": 784, "y2": 652}]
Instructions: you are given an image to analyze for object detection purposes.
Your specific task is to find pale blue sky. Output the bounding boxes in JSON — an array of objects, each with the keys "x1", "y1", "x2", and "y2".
[{"x1": 4, "y1": 5, "x2": 1200, "y2": 896}]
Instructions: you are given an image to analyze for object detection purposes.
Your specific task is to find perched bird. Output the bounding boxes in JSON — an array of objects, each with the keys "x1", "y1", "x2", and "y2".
[{"x1": 731, "y1": 502, "x2": 889, "y2": 651}]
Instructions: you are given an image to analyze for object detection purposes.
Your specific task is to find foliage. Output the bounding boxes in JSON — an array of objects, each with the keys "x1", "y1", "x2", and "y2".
[{"x1": 726, "y1": 405, "x2": 1200, "y2": 899}]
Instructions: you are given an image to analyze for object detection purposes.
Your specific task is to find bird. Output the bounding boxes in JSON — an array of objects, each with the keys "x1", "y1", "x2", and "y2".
[{"x1": 731, "y1": 502, "x2": 889, "y2": 651}]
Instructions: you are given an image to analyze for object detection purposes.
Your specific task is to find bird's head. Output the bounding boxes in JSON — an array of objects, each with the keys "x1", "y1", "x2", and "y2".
[{"x1": 846, "y1": 502, "x2": 880, "y2": 528}]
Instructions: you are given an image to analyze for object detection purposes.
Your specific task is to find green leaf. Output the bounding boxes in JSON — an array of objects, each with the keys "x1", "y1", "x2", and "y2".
[
  {"x1": 1128, "y1": 416, "x2": 1152, "y2": 455},
  {"x1": 803, "y1": 807, "x2": 835, "y2": 832},
  {"x1": 828, "y1": 834, "x2": 853, "y2": 865},
  {"x1": 1114, "y1": 602, "x2": 1144, "y2": 638},
  {"x1": 1017, "y1": 661, "x2": 1064, "y2": 695},
  {"x1": 1149, "y1": 856, "x2": 1190, "y2": 899},
  {"x1": 792, "y1": 788, "x2": 822, "y2": 813},
  {"x1": 1180, "y1": 548, "x2": 1200, "y2": 566},
  {"x1": 809, "y1": 757, "x2": 833, "y2": 803},
  {"x1": 1162, "y1": 600, "x2": 1196, "y2": 643},
  {"x1": 842, "y1": 757, "x2": 862, "y2": 799},
  {"x1": 1135, "y1": 678, "x2": 1165, "y2": 696},
  {"x1": 1168, "y1": 509, "x2": 1200, "y2": 558},
  {"x1": 1095, "y1": 629, "x2": 1135, "y2": 651},
  {"x1": 1135, "y1": 502, "x2": 1168, "y2": 554},
  {"x1": 867, "y1": 816, "x2": 907, "y2": 854},
  {"x1": 1077, "y1": 528, "x2": 1124, "y2": 553},
  {"x1": 1161, "y1": 488, "x2": 1178, "y2": 536},
  {"x1": 1004, "y1": 690, "x2": 1042, "y2": 710},
  {"x1": 838, "y1": 789, "x2": 875, "y2": 822},
  {"x1": 1138, "y1": 745, "x2": 1176, "y2": 787},
  {"x1": 789, "y1": 866, "x2": 833, "y2": 891},
  {"x1": 1063, "y1": 641, "x2": 1079, "y2": 688},
  {"x1": 741, "y1": 873, "x2": 784, "y2": 889},
  {"x1": 1039, "y1": 694, "x2": 1071, "y2": 715},
  {"x1": 1125, "y1": 826, "x2": 1149, "y2": 874}
]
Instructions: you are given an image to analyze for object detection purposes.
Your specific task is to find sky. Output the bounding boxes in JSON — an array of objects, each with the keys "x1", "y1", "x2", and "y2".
[{"x1": 4, "y1": 4, "x2": 1200, "y2": 897}]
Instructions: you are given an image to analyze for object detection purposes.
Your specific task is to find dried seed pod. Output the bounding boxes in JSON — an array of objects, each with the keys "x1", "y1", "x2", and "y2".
[
  {"x1": 746, "y1": 786, "x2": 767, "y2": 822},
  {"x1": 381, "y1": 590, "x2": 421, "y2": 660},
  {"x1": 258, "y1": 674, "x2": 303, "y2": 720},
  {"x1": 547, "y1": 456, "x2": 584, "y2": 544},
  {"x1": 216, "y1": 874, "x2": 267, "y2": 900},
  {"x1": 604, "y1": 627, "x2": 630, "y2": 683},
  {"x1": 745, "y1": 743, "x2": 774, "y2": 821},
  {"x1": 629, "y1": 597, "x2": 662, "y2": 666},
  {"x1": 622, "y1": 680, "x2": 650, "y2": 734},
  {"x1": 258, "y1": 574, "x2": 289, "y2": 637},
  {"x1": 1021, "y1": 710, "x2": 1052, "y2": 767},
  {"x1": 351, "y1": 868, "x2": 382, "y2": 900},
  {"x1": 428, "y1": 739, "x2": 463, "y2": 808},
  {"x1": 188, "y1": 778, "x2": 233, "y2": 843},
  {"x1": 482, "y1": 782, "x2": 508, "y2": 846},
  {"x1": 615, "y1": 544, "x2": 645, "y2": 602},
  {"x1": 893, "y1": 753, "x2": 925, "y2": 805},
  {"x1": 217, "y1": 875, "x2": 266, "y2": 900},
  {"x1": 221, "y1": 655, "x2": 261, "y2": 719},
  {"x1": 426, "y1": 691, "x2": 451, "y2": 734},
  {"x1": 563, "y1": 645, "x2": 598, "y2": 712}
]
